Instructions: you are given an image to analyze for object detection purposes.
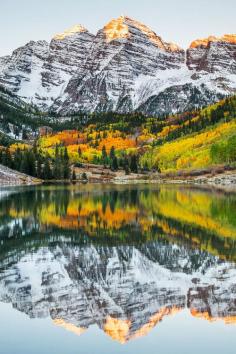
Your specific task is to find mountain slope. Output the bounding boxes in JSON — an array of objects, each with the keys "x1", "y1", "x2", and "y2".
[
  {"x1": 140, "y1": 105, "x2": 236, "y2": 172},
  {"x1": 0, "y1": 17, "x2": 236, "y2": 116},
  {"x1": 54, "y1": 16, "x2": 185, "y2": 113},
  {"x1": 0, "y1": 86, "x2": 47, "y2": 140},
  {"x1": 0, "y1": 25, "x2": 95, "y2": 111}
]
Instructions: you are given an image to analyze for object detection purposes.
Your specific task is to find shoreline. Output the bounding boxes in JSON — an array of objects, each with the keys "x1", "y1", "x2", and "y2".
[
  {"x1": 0, "y1": 164, "x2": 42, "y2": 188},
  {"x1": 1, "y1": 164, "x2": 236, "y2": 192}
]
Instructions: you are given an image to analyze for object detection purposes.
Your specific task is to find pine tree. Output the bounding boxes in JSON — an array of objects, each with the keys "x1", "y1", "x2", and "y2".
[
  {"x1": 22, "y1": 129, "x2": 27, "y2": 140},
  {"x1": 111, "y1": 156, "x2": 119, "y2": 171},
  {"x1": 14, "y1": 148, "x2": 22, "y2": 171},
  {"x1": 63, "y1": 147, "x2": 70, "y2": 179},
  {"x1": 53, "y1": 144, "x2": 61, "y2": 179},
  {"x1": 36, "y1": 158, "x2": 42, "y2": 178},
  {"x1": 27, "y1": 150, "x2": 36, "y2": 176},
  {"x1": 130, "y1": 155, "x2": 138, "y2": 173},
  {"x1": 3, "y1": 148, "x2": 13, "y2": 168},
  {"x1": 72, "y1": 169, "x2": 76, "y2": 181},
  {"x1": 102, "y1": 145, "x2": 108, "y2": 166},
  {"x1": 20, "y1": 151, "x2": 29, "y2": 173},
  {"x1": 43, "y1": 158, "x2": 51, "y2": 180},
  {"x1": 123, "y1": 157, "x2": 130, "y2": 175},
  {"x1": 110, "y1": 146, "x2": 115, "y2": 160}
]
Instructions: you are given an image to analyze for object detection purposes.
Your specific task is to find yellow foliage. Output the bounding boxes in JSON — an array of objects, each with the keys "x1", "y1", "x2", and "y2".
[
  {"x1": 9, "y1": 143, "x2": 30, "y2": 152},
  {"x1": 142, "y1": 119, "x2": 236, "y2": 172}
]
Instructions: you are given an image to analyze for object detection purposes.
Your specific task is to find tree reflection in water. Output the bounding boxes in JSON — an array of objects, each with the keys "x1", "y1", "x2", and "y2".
[{"x1": 0, "y1": 184, "x2": 236, "y2": 343}]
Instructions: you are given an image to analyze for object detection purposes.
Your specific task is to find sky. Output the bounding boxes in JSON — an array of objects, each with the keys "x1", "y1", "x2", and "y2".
[{"x1": 0, "y1": 0, "x2": 235, "y2": 56}]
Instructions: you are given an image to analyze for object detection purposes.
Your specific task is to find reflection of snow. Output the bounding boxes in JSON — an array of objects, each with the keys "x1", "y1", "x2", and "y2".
[{"x1": 0, "y1": 241, "x2": 235, "y2": 342}]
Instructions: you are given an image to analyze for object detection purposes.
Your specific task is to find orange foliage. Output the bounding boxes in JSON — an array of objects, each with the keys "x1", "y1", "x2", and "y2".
[{"x1": 98, "y1": 136, "x2": 136, "y2": 152}]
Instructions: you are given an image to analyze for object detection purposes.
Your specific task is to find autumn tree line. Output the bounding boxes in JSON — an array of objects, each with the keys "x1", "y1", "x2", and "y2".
[
  {"x1": 152, "y1": 96, "x2": 236, "y2": 146},
  {"x1": 211, "y1": 135, "x2": 236, "y2": 165},
  {"x1": 0, "y1": 143, "x2": 140, "y2": 179},
  {"x1": 77, "y1": 144, "x2": 139, "y2": 174},
  {"x1": 0, "y1": 145, "x2": 70, "y2": 180},
  {"x1": 0, "y1": 94, "x2": 235, "y2": 179},
  {"x1": 100, "y1": 145, "x2": 139, "y2": 174}
]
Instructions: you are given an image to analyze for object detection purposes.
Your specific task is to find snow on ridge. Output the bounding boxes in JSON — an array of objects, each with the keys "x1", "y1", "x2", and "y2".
[{"x1": 0, "y1": 19, "x2": 236, "y2": 115}]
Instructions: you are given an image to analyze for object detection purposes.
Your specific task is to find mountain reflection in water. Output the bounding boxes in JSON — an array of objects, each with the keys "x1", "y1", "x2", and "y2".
[{"x1": 0, "y1": 184, "x2": 236, "y2": 344}]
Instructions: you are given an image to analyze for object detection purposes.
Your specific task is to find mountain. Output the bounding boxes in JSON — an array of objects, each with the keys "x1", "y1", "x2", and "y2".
[
  {"x1": 0, "y1": 86, "x2": 47, "y2": 141},
  {"x1": 187, "y1": 35, "x2": 236, "y2": 73},
  {"x1": 0, "y1": 40, "x2": 49, "y2": 103},
  {"x1": 0, "y1": 25, "x2": 94, "y2": 111},
  {"x1": 0, "y1": 16, "x2": 236, "y2": 116},
  {"x1": 54, "y1": 16, "x2": 185, "y2": 114}
]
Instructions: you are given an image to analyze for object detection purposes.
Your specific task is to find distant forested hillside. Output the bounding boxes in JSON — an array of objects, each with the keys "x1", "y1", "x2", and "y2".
[{"x1": 0, "y1": 91, "x2": 236, "y2": 179}]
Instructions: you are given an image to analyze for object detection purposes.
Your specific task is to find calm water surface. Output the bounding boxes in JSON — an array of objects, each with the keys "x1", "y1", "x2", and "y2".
[{"x1": 0, "y1": 184, "x2": 236, "y2": 354}]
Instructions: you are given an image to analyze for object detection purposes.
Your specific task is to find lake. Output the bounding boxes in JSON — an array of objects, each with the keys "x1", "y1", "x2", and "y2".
[{"x1": 0, "y1": 184, "x2": 236, "y2": 354}]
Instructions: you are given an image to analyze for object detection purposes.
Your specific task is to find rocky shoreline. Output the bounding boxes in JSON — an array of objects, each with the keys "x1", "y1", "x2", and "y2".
[
  {"x1": 0, "y1": 164, "x2": 41, "y2": 187},
  {"x1": 74, "y1": 164, "x2": 236, "y2": 188},
  {"x1": 1, "y1": 162, "x2": 236, "y2": 191},
  {"x1": 155, "y1": 171, "x2": 236, "y2": 192}
]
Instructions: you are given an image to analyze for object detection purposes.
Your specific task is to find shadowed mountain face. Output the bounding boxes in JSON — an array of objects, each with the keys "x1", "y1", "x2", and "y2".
[
  {"x1": 0, "y1": 184, "x2": 236, "y2": 343},
  {"x1": 0, "y1": 16, "x2": 235, "y2": 115}
]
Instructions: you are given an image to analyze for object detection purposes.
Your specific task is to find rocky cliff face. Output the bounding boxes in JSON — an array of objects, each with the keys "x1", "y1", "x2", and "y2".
[
  {"x1": 40, "y1": 25, "x2": 95, "y2": 110},
  {"x1": 0, "y1": 40, "x2": 49, "y2": 98},
  {"x1": 0, "y1": 25, "x2": 94, "y2": 110},
  {"x1": 187, "y1": 35, "x2": 236, "y2": 73},
  {"x1": 54, "y1": 16, "x2": 185, "y2": 113},
  {"x1": 0, "y1": 241, "x2": 235, "y2": 342},
  {"x1": 0, "y1": 17, "x2": 236, "y2": 116}
]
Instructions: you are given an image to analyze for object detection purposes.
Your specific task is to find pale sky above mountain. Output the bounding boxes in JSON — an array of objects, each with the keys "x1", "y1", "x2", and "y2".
[{"x1": 0, "y1": 0, "x2": 235, "y2": 56}]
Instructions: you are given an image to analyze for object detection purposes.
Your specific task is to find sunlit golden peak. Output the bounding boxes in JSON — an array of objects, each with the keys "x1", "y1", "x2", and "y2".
[
  {"x1": 103, "y1": 16, "x2": 181, "y2": 51},
  {"x1": 190, "y1": 34, "x2": 236, "y2": 48},
  {"x1": 53, "y1": 24, "x2": 88, "y2": 40},
  {"x1": 103, "y1": 16, "x2": 130, "y2": 43}
]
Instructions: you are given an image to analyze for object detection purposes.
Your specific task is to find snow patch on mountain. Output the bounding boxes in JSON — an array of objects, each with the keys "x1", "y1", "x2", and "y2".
[{"x1": 0, "y1": 18, "x2": 236, "y2": 116}]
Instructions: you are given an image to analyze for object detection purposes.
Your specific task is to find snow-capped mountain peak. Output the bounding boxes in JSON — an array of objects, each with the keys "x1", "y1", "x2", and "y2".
[
  {"x1": 53, "y1": 24, "x2": 89, "y2": 40},
  {"x1": 103, "y1": 15, "x2": 182, "y2": 52},
  {"x1": 103, "y1": 16, "x2": 131, "y2": 42},
  {"x1": 190, "y1": 34, "x2": 236, "y2": 49},
  {"x1": 0, "y1": 18, "x2": 235, "y2": 116}
]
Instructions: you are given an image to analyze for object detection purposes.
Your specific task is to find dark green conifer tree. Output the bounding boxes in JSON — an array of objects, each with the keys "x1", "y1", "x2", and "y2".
[{"x1": 130, "y1": 155, "x2": 138, "y2": 173}]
